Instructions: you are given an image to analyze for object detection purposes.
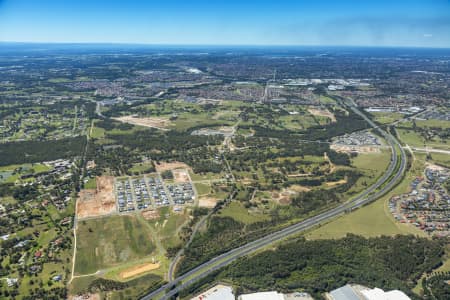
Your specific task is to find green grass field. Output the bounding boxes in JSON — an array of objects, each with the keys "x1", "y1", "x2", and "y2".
[
  {"x1": 219, "y1": 201, "x2": 270, "y2": 224},
  {"x1": 341, "y1": 150, "x2": 391, "y2": 197},
  {"x1": 413, "y1": 152, "x2": 450, "y2": 169},
  {"x1": 424, "y1": 152, "x2": 450, "y2": 168},
  {"x1": 170, "y1": 112, "x2": 234, "y2": 131},
  {"x1": 351, "y1": 150, "x2": 391, "y2": 172},
  {"x1": 90, "y1": 123, "x2": 106, "y2": 139},
  {"x1": 75, "y1": 215, "x2": 156, "y2": 275},
  {"x1": 397, "y1": 127, "x2": 450, "y2": 150},
  {"x1": 402, "y1": 119, "x2": 450, "y2": 129},
  {"x1": 84, "y1": 177, "x2": 97, "y2": 189},
  {"x1": 279, "y1": 114, "x2": 319, "y2": 130},
  {"x1": 109, "y1": 273, "x2": 164, "y2": 300},
  {"x1": 0, "y1": 163, "x2": 51, "y2": 183},
  {"x1": 69, "y1": 275, "x2": 97, "y2": 295},
  {"x1": 189, "y1": 170, "x2": 224, "y2": 181},
  {"x1": 195, "y1": 182, "x2": 211, "y2": 195},
  {"x1": 306, "y1": 180, "x2": 425, "y2": 239},
  {"x1": 307, "y1": 153, "x2": 426, "y2": 240},
  {"x1": 129, "y1": 162, "x2": 155, "y2": 174},
  {"x1": 371, "y1": 112, "x2": 404, "y2": 124},
  {"x1": 396, "y1": 128, "x2": 426, "y2": 147},
  {"x1": 152, "y1": 209, "x2": 189, "y2": 250}
]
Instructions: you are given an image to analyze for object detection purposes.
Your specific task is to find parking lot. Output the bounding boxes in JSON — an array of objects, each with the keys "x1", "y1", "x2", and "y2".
[
  {"x1": 115, "y1": 172, "x2": 196, "y2": 213},
  {"x1": 331, "y1": 130, "x2": 382, "y2": 153}
]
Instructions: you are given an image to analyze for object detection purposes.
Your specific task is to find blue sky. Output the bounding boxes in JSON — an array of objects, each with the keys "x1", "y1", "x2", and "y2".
[{"x1": 0, "y1": 0, "x2": 449, "y2": 47}]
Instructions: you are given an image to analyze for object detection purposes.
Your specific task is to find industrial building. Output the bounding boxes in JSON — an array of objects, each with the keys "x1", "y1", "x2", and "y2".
[
  {"x1": 328, "y1": 284, "x2": 411, "y2": 300},
  {"x1": 190, "y1": 284, "x2": 235, "y2": 300}
]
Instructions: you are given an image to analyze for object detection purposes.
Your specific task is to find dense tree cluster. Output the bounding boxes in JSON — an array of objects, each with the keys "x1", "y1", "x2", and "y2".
[
  {"x1": 0, "y1": 136, "x2": 86, "y2": 166},
  {"x1": 423, "y1": 271, "x2": 450, "y2": 299},
  {"x1": 107, "y1": 129, "x2": 222, "y2": 155},
  {"x1": 179, "y1": 167, "x2": 361, "y2": 275},
  {"x1": 304, "y1": 110, "x2": 369, "y2": 140},
  {"x1": 21, "y1": 288, "x2": 67, "y2": 300},
  {"x1": 88, "y1": 278, "x2": 129, "y2": 292},
  {"x1": 95, "y1": 118, "x2": 134, "y2": 131},
  {"x1": 12, "y1": 184, "x2": 40, "y2": 202},
  {"x1": 190, "y1": 235, "x2": 445, "y2": 299}
]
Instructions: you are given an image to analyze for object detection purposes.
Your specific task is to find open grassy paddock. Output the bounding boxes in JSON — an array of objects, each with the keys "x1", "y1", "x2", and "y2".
[
  {"x1": 396, "y1": 120, "x2": 450, "y2": 150},
  {"x1": 146, "y1": 207, "x2": 190, "y2": 250},
  {"x1": 218, "y1": 201, "x2": 270, "y2": 224},
  {"x1": 74, "y1": 215, "x2": 157, "y2": 275},
  {"x1": 344, "y1": 149, "x2": 391, "y2": 197},
  {"x1": 306, "y1": 152, "x2": 426, "y2": 240},
  {"x1": 0, "y1": 163, "x2": 51, "y2": 183},
  {"x1": 371, "y1": 112, "x2": 405, "y2": 124},
  {"x1": 84, "y1": 177, "x2": 97, "y2": 189}
]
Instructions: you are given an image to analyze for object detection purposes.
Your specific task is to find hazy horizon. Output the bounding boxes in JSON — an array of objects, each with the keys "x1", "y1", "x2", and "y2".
[{"x1": 1, "y1": 0, "x2": 449, "y2": 48}]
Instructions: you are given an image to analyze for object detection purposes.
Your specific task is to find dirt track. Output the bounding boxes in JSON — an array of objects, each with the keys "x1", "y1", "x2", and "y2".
[
  {"x1": 331, "y1": 144, "x2": 380, "y2": 153},
  {"x1": 113, "y1": 115, "x2": 171, "y2": 130},
  {"x1": 173, "y1": 169, "x2": 190, "y2": 183},
  {"x1": 308, "y1": 107, "x2": 336, "y2": 122},
  {"x1": 198, "y1": 197, "x2": 217, "y2": 208},
  {"x1": 120, "y1": 262, "x2": 160, "y2": 279},
  {"x1": 155, "y1": 161, "x2": 191, "y2": 172},
  {"x1": 326, "y1": 179, "x2": 347, "y2": 187},
  {"x1": 141, "y1": 209, "x2": 160, "y2": 220}
]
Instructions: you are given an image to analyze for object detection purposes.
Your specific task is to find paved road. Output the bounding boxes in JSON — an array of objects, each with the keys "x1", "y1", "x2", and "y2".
[
  {"x1": 167, "y1": 190, "x2": 237, "y2": 281},
  {"x1": 141, "y1": 101, "x2": 407, "y2": 300},
  {"x1": 408, "y1": 147, "x2": 450, "y2": 155}
]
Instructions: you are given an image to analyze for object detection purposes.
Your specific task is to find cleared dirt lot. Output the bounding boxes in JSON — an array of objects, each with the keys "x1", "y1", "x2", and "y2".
[
  {"x1": 69, "y1": 294, "x2": 100, "y2": 300},
  {"x1": 326, "y1": 179, "x2": 347, "y2": 187},
  {"x1": 331, "y1": 144, "x2": 381, "y2": 153},
  {"x1": 198, "y1": 197, "x2": 218, "y2": 208},
  {"x1": 308, "y1": 107, "x2": 336, "y2": 122},
  {"x1": 77, "y1": 176, "x2": 116, "y2": 219},
  {"x1": 172, "y1": 168, "x2": 190, "y2": 183},
  {"x1": 289, "y1": 184, "x2": 311, "y2": 192},
  {"x1": 120, "y1": 262, "x2": 160, "y2": 279},
  {"x1": 141, "y1": 209, "x2": 160, "y2": 220},
  {"x1": 426, "y1": 162, "x2": 446, "y2": 171},
  {"x1": 113, "y1": 115, "x2": 171, "y2": 130},
  {"x1": 155, "y1": 161, "x2": 191, "y2": 172},
  {"x1": 271, "y1": 189, "x2": 295, "y2": 205},
  {"x1": 271, "y1": 185, "x2": 311, "y2": 205}
]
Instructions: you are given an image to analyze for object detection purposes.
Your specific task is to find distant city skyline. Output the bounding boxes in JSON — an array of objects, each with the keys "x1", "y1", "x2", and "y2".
[{"x1": 0, "y1": 0, "x2": 449, "y2": 48}]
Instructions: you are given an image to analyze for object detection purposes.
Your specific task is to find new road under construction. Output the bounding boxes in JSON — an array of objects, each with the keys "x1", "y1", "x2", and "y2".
[{"x1": 142, "y1": 99, "x2": 408, "y2": 300}]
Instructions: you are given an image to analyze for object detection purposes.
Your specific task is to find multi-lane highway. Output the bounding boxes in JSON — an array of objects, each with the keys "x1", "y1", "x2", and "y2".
[{"x1": 141, "y1": 101, "x2": 407, "y2": 300}]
